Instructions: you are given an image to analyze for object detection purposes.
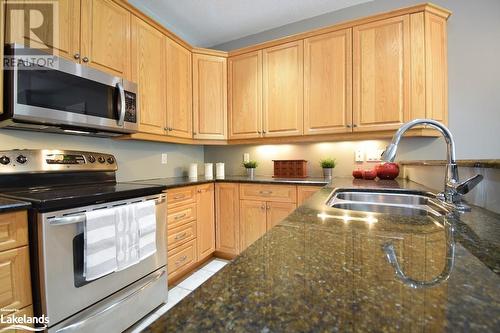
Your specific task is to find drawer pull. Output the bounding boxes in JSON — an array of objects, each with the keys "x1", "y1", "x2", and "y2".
[
  {"x1": 175, "y1": 255, "x2": 188, "y2": 266},
  {"x1": 174, "y1": 232, "x2": 188, "y2": 240},
  {"x1": 173, "y1": 194, "x2": 186, "y2": 200},
  {"x1": 174, "y1": 213, "x2": 187, "y2": 220},
  {"x1": 259, "y1": 190, "x2": 273, "y2": 195}
]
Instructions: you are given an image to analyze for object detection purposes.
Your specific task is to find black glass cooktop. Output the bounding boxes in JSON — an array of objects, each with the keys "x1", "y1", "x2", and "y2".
[{"x1": 0, "y1": 182, "x2": 166, "y2": 212}]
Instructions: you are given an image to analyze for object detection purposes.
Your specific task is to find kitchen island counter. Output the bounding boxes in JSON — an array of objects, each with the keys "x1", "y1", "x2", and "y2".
[{"x1": 144, "y1": 178, "x2": 500, "y2": 332}]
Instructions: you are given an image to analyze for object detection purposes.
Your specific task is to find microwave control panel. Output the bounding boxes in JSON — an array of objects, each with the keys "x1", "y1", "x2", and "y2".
[{"x1": 124, "y1": 91, "x2": 137, "y2": 123}]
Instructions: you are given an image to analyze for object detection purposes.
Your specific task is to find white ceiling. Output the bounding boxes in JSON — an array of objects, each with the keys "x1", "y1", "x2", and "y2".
[{"x1": 128, "y1": 0, "x2": 372, "y2": 48}]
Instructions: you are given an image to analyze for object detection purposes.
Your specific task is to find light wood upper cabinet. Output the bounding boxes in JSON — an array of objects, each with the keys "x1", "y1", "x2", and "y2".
[
  {"x1": 228, "y1": 51, "x2": 263, "y2": 139},
  {"x1": 239, "y1": 200, "x2": 267, "y2": 251},
  {"x1": 266, "y1": 202, "x2": 296, "y2": 230},
  {"x1": 4, "y1": 0, "x2": 81, "y2": 61},
  {"x1": 193, "y1": 53, "x2": 227, "y2": 140},
  {"x1": 353, "y1": 15, "x2": 410, "y2": 131},
  {"x1": 263, "y1": 40, "x2": 304, "y2": 137},
  {"x1": 81, "y1": 0, "x2": 131, "y2": 78},
  {"x1": 304, "y1": 29, "x2": 352, "y2": 135},
  {"x1": 196, "y1": 184, "x2": 215, "y2": 261},
  {"x1": 131, "y1": 16, "x2": 166, "y2": 135},
  {"x1": 215, "y1": 183, "x2": 240, "y2": 257},
  {"x1": 166, "y1": 38, "x2": 192, "y2": 138}
]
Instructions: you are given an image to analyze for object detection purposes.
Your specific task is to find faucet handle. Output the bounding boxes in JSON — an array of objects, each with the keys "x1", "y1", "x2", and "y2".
[{"x1": 456, "y1": 174, "x2": 483, "y2": 195}]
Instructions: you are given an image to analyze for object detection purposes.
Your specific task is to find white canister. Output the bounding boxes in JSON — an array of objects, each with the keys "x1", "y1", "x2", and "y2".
[
  {"x1": 216, "y1": 163, "x2": 225, "y2": 179},
  {"x1": 189, "y1": 163, "x2": 198, "y2": 179},
  {"x1": 204, "y1": 163, "x2": 214, "y2": 179}
]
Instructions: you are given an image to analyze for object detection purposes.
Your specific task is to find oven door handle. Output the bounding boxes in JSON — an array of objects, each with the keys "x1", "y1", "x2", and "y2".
[
  {"x1": 117, "y1": 81, "x2": 126, "y2": 127},
  {"x1": 48, "y1": 197, "x2": 166, "y2": 226},
  {"x1": 55, "y1": 269, "x2": 166, "y2": 333}
]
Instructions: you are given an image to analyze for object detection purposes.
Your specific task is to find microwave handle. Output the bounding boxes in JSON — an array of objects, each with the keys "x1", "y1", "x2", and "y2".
[{"x1": 116, "y1": 82, "x2": 126, "y2": 126}]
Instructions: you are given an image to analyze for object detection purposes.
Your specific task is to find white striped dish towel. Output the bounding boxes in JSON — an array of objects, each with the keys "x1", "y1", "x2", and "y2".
[
  {"x1": 84, "y1": 208, "x2": 118, "y2": 281},
  {"x1": 115, "y1": 204, "x2": 140, "y2": 271},
  {"x1": 136, "y1": 200, "x2": 157, "y2": 260}
]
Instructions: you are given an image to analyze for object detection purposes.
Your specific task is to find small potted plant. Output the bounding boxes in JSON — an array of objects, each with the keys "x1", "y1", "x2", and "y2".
[
  {"x1": 320, "y1": 158, "x2": 336, "y2": 179},
  {"x1": 243, "y1": 160, "x2": 258, "y2": 178}
]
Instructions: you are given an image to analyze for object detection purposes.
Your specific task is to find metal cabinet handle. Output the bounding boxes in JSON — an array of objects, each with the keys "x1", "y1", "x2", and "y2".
[
  {"x1": 82, "y1": 56, "x2": 89, "y2": 63},
  {"x1": 352, "y1": 124, "x2": 358, "y2": 128},
  {"x1": 259, "y1": 190, "x2": 272, "y2": 195},
  {"x1": 346, "y1": 124, "x2": 352, "y2": 128},
  {"x1": 257, "y1": 131, "x2": 262, "y2": 134},
  {"x1": 74, "y1": 53, "x2": 80, "y2": 60},
  {"x1": 174, "y1": 232, "x2": 187, "y2": 240},
  {"x1": 262, "y1": 130, "x2": 267, "y2": 134},
  {"x1": 173, "y1": 194, "x2": 185, "y2": 199},
  {"x1": 261, "y1": 204, "x2": 266, "y2": 210},
  {"x1": 174, "y1": 213, "x2": 187, "y2": 220},
  {"x1": 266, "y1": 205, "x2": 270, "y2": 210},
  {"x1": 175, "y1": 255, "x2": 188, "y2": 266}
]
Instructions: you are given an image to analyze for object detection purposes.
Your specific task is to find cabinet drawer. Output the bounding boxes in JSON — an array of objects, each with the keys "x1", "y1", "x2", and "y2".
[
  {"x1": 0, "y1": 211, "x2": 28, "y2": 252},
  {"x1": 0, "y1": 246, "x2": 32, "y2": 312},
  {"x1": 167, "y1": 186, "x2": 196, "y2": 208},
  {"x1": 167, "y1": 203, "x2": 197, "y2": 229},
  {"x1": 168, "y1": 239, "x2": 197, "y2": 280},
  {"x1": 240, "y1": 184, "x2": 297, "y2": 203},
  {"x1": 167, "y1": 222, "x2": 196, "y2": 250}
]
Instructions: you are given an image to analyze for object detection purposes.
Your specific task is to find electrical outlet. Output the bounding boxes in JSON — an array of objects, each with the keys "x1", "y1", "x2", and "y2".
[
  {"x1": 161, "y1": 153, "x2": 168, "y2": 164},
  {"x1": 243, "y1": 153, "x2": 250, "y2": 163},
  {"x1": 355, "y1": 150, "x2": 364, "y2": 162},
  {"x1": 366, "y1": 149, "x2": 385, "y2": 162}
]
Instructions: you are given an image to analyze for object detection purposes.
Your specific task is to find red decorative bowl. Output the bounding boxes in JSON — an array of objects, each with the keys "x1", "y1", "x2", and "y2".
[
  {"x1": 376, "y1": 162, "x2": 400, "y2": 180},
  {"x1": 352, "y1": 169, "x2": 363, "y2": 179},
  {"x1": 362, "y1": 169, "x2": 377, "y2": 180}
]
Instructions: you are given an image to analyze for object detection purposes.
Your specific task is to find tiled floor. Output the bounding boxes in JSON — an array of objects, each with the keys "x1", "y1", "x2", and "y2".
[{"x1": 128, "y1": 258, "x2": 229, "y2": 332}]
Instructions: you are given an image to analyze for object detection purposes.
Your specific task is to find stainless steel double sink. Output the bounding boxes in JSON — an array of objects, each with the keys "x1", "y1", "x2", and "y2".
[{"x1": 327, "y1": 189, "x2": 452, "y2": 217}]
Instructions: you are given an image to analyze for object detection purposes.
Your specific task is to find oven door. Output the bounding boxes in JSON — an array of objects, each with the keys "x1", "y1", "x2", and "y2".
[
  {"x1": 37, "y1": 193, "x2": 167, "y2": 327},
  {"x1": 4, "y1": 45, "x2": 138, "y2": 134}
]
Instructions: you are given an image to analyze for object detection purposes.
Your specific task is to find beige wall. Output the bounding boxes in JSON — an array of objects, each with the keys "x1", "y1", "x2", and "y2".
[
  {"x1": 204, "y1": 137, "x2": 448, "y2": 177},
  {"x1": 0, "y1": 130, "x2": 204, "y2": 182}
]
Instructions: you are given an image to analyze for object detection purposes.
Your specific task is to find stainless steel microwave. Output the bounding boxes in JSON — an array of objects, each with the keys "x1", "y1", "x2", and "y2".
[{"x1": 1, "y1": 44, "x2": 139, "y2": 137}]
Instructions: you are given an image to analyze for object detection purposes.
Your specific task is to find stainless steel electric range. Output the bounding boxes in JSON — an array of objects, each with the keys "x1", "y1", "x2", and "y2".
[{"x1": 0, "y1": 149, "x2": 168, "y2": 333}]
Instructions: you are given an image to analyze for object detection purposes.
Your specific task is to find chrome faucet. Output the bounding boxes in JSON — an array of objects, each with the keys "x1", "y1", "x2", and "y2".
[{"x1": 381, "y1": 119, "x2": 483, "y2": 211}]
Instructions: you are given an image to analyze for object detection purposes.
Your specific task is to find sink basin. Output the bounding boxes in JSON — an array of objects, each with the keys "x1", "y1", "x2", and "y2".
[{"x1": 327, "y1": 190, "x2": 452, "y2": 217}]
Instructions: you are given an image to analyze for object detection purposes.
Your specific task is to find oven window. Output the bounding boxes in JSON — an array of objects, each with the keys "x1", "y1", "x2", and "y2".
[{"x1": 17, "y1": 69, "x2": 118, "y2": 120}]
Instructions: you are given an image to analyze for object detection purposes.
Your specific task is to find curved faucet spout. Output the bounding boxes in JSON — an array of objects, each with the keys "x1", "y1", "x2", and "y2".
[{"x1": 383, "y1": 220, "x2": 455, "y2": 289}]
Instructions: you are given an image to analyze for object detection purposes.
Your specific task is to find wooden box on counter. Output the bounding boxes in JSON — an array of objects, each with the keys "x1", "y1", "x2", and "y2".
[{"x1": 273, "y1": 160, "x2": 308, "y2": 178}]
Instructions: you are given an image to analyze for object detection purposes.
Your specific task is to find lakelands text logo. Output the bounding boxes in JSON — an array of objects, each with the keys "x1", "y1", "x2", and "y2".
[
  {"x1": 1, "y1": 308, "x2": 49, "y2": 332},
  {"x1": 4, "y1": 0, "x2": 59, "y2": 69}
]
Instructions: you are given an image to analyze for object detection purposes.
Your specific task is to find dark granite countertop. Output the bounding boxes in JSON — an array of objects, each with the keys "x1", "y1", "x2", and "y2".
[
  {"x1": 0, "y1": 196, "x2": 31, "y2": 213},
  {"x1": 400, "y1": 159, "x2": 500, "y2": 169},
  {"x1": 129, "y1": 175, "x2": 329, "y2": 189},
  {"x1": 145, "y1": 177, "x2": 500, "y2": 332}
]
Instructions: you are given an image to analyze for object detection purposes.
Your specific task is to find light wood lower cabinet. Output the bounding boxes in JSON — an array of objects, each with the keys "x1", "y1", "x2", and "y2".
[
  {"x1": 0, "y1": 210, "x2": 31, "y2": 320},
  {"x1": 239, "y1": 200, "x2": 267, "y2": 251},
  {"x1": 196, "y1": 184, "x2": 215, "y2": 261},
  {"x1": 167, "y1": 239, "x2": 197, "y2": 282},
  {"x1": 266, "y1": 202, "x2": 296, "y2": 230},
  {"x1": 297, "y1": 186, "x2": 322, "y2": 205},
  {"x1": 215, "y1": 183, "x2": 240, "y2": 257}
]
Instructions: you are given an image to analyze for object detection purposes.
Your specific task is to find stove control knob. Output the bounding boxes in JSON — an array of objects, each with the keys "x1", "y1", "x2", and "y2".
[
  {"x1": 87, "y1": 155, "x2": 96, "y2": 163},
  {"x1": 16, "y1": 155, "x2": 27, "y2": 164},
  {"x1": 0, "y1": 156, "x2": 10, "y2": 165},
  {"x1": 107, "y1": 157, "x2": 115, "y2": 164},
  {"x1": 98, "y1": 156, "x2": 106, "y2": 164}
]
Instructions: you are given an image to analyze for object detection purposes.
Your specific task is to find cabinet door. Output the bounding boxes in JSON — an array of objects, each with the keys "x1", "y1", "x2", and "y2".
[
  {"x1": 166, "y1": 38, "x2": 192, "y2": 138},
  {"x1": 304, "y1": 29, "x2": 352, "y2": 135},
  {"x1": 263, "y1": 40, "x2": 303, "y2": 137},
  {"x1": 131, "y1": 16, "x2": 166, "y2": 135},
  {"x1": 239, "y1": 200, "x2": 267, "y2": 251},
  {"x1": 193, "y1": 54, "x2": 227, "y2": 140},
  {"x1": 353, "y1": 15, "x2": 410, "y2": 131},
  {"x1": 297, "y1": 186, "x2": 322, "y2": 205},
  {"x1": 81, "y1": 0, "x2": 131, "y2": 78},
  {"x1": 4, "y1": 0, "x2": 81, "y2": 61},
  {"x1": 215, "y1": 183, "x2": 240, "y2": 257},
  {"x1": 0, "y1": 246, "x2": 32, "y2": 312},
  {"x1": 228, "y1": 51, "x2": 262, "y2": 139},
  {"x1": 196, "y1": 184, "x2": 215, "y2": 261},
  {"x1": 266, "y1": 202, "x2": 296, "y2": 230}
]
